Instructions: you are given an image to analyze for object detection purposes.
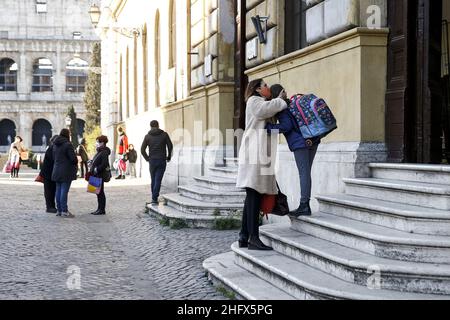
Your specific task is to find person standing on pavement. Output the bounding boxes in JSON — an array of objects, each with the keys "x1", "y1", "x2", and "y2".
[
  {"x1": 116, "y1": 126, "x2": 129, "y2": 180},
  {"x1": 8, "y1": 136, "x2": 26, "y2": 178},
  {"x1": 89, "y1": 135, "x2": 111, "y2": 215},
  {"x1": 127, "y1": 144, "x2": 138, "y2": 178},
  {"x1": 236, "y1": 79, "x2": 288, "y2": 251},
  {"x1": 39, "y1": 135, "x2": 59, "y2": 213},
  {"x1": 52, "y1": 129, "x2": 78, "y2": 218},
  {"x1": 141, "y1": 120, "x2": 173, "y2": 205},
  {"x1": 76, "y1": 138, "x2": 89, "y2": 179}
]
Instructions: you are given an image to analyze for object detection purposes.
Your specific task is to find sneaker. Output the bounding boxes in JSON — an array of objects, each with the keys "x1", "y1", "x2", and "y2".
[
  {"x1": 61, "y1": 212, "x2": 75, "y2": 218},
  {"x1": 56, "y1": 212, "x2": 62, "y2": 217},
  {"x1": 46, "y1": 208, "x2": 58, "y2": 214}
]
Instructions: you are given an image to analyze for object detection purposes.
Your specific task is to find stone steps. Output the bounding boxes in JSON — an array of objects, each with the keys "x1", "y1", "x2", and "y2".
[
  {"x1": 194, "y1": 176, "x2": 239, "y2": 192},
  {"x1": 344, "y1": 178, "x2": 450, "y2": 210},
  {"x1": 369, "y1": 163, "x2": 450, "y2": 185},
  {"x1": 224, "y1": 157, "x2": 239, "y2": 168},
  {"x1": 163, "y1": 193, "x2": 242, "y2": 216},
  {"x1": 208, "y1": 167, "x2": 238, "y2": 179},
  {"x1": 178, "y1": 185, "x2": 245, "y2": 203},
  {"x1": 147, "y1": 204, "x2": 238, "y2": 229},
  {"x1": 203, "y1": 252, "x2": 295, "y2": 300},
  {"x1": 291, "y1": 213, "x2": 450, "y2": 264},
  {"x1": 260, "y1": 224, "x2": 450, "y2": 295},
  {"x1": 203, "y1": 163, "x2": 450, "y2": 299},
  {"x1": 317, "y1": 194, "x2": 450, "y2": 235},
  {"x1": 231, "y1": 243, "x2": 445, "y2": 300},
  {"x1": 146, "y1": 159, "x2": 242, "y2": 229}
]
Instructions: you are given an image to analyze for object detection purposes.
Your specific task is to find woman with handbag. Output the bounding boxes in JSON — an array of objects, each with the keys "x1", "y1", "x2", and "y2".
[
  {"x1": 266, "y1": 84, "x2": 321, "y2": 217},
  {"x1": 236, "y1": 79, "x2": 288, "y2": 251},
  {"x1": 8, "y1": 136, "x2": 26, "y2": 178},
  {"x1": 89, "y1": 135, "x2": 111, "y2": 215}
]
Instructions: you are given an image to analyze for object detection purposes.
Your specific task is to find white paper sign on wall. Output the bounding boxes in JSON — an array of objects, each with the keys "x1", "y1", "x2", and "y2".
[
  {"x1": 247, "y1": 38, "x2": 258, "y2": 61},
  {"x1": 205, "y1": 54, "x2": 213, "y2": 77}
]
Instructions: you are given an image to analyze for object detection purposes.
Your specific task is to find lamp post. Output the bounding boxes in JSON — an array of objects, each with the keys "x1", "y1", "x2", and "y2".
[
  {"x1": 88, "y1": 3, "x2": 101, "y2": 28},
  {"x1": 89, "y1": 3, "x2": 140, "y2": 38},
  {"x1": 65, "y1": 115, "x2": 72, "y2": 129}
]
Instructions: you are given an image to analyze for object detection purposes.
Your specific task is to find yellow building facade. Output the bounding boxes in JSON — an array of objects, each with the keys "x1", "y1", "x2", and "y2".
[{"x1": 97, "y1": 0, "x2": 449, "y2": 211}]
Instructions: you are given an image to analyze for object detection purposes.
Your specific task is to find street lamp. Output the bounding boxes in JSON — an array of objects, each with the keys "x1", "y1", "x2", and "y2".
[
  {"x1": 88, "y1": 3, "x2": 140, "y2": 38},
  {"x1": 89, "y1": 4, "x2": 101, "y2": 28},
  {"x1": 65, "y1": 115, "x2": 72, "y2": 128}
]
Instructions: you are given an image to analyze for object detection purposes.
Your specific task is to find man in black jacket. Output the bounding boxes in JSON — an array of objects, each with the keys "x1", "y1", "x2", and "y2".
[
  {"x1": 39, "y1": 135, "x2": 59, "y2": 213},
  {"x1": 141, "y1": 120, "x2": 173, "y2": 204}
]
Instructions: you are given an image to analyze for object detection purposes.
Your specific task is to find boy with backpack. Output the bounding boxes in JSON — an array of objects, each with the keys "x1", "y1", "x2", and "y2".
[{"x1": 266, "y1": 84, "x2": 337, "y2": 217}]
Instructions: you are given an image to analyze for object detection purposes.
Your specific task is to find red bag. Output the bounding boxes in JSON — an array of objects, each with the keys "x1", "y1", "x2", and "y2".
[
  {"x1": 260, "y1": 194, "x2": 276, "y2": 219},
  {"x1": 2, "y1": 161, "x2": 13, "y2": 174},
  {"x1": 35, "y1": 174, "x2": 44, "y2": 183}
]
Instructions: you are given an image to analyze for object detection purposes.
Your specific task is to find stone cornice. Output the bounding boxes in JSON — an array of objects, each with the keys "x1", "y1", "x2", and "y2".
[
  {"x1": 0, "y1": 39, "x2": 98, "y2": 54},
  {"x1": 245, "y1": 27, "x2": 389, "y2": 77}
]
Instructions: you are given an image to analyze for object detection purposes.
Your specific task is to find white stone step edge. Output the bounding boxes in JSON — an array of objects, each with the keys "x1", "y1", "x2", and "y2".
[
  {"x1": 316, "y1": 194, "x2": 450, "y2": 220},
  {"x1": 203, "y1": 252, "x2": 295, "y2": 300},
  {"x1": 163, "y1": 193, "x2": 244, "y2": 211},
  {"x1": 231, "y1": 243, "x2": 443, "y2": 300},
  {"x1": 369, "y1": 163, "x2": 450, "y2": 173},
  {"x1": 260, "y1": 226, "x2": 450, "y2": 279},
  {"x1": 343, "y1": 178, "x2": 450, "y2": 196},
  {"x1": 294, "y1": 214, "x2": 450, "y2": 248}
]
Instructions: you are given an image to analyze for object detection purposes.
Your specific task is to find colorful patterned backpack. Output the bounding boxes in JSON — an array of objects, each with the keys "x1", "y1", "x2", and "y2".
[{"x1": 288, "y1": 94, "x2": 337, "y2": 139}]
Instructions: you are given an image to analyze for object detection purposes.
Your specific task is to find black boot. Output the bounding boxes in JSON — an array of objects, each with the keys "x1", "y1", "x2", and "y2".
[
  {"x1": 248, "y1": 236, "x2": 273, "y2": 251},
  {"x1": 289, "y1": 201, "x2": 312, "y2": 217},
  {"x1": 238, "y1": 235, "x2": 248, "y2": 248},
  {"x1": 92, "y1": 211, "x2": 106, "y2": 215}
]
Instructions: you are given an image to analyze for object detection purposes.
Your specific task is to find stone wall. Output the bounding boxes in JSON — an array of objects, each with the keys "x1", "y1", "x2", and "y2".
[{"x1": 0, "y1": 0, "x2": 98, "y2": 151}]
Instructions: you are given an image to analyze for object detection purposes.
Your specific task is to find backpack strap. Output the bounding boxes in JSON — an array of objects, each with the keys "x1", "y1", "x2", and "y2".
[{"x1": 295, "y1": 97, "x2": 309, "y2": 126}]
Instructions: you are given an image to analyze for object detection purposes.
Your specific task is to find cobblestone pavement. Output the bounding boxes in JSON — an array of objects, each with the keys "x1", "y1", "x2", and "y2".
[{"x1": 0, "y1": 172, "x2": 237, "y2": 300}]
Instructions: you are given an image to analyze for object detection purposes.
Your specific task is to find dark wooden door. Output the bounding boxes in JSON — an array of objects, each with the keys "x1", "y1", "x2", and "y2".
[
  {"x1": 385, "y1": 0, "x2": 416, "y2": 163},
  {"x1": 415, "y1": 0, "x2": 443, "y2": 163},
  {"x1": 233, "y1": 0, "x2": 247, "y2": 133},
  {"x1": 386, "y1": 0, "x2": 444, "y2": 164}
]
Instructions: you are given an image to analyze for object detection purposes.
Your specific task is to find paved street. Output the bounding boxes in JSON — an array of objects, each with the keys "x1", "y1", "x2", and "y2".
[{"x1": 0, "y1": 171, "x2": 237, "y2": 300}]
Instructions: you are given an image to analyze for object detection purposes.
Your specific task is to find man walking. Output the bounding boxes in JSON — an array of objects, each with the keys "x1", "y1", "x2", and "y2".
[{"x1": 141, "y1": 120, "x2": 173, "y2": 205}]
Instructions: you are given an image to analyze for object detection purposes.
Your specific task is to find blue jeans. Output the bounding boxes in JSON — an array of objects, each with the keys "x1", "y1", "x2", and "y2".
[
  {"x1": 294, "y1": 145, "x2": 318, "y2": 203},
  {"x1": 55, "y1": 182, "x2": 72, "y2": 213},
  {"x1": 149, "y1": 159, "x2": 166, "y2": 202}
]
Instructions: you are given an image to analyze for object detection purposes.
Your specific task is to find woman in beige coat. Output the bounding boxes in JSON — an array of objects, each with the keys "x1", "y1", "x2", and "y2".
[
  {"x1": 236, "y1": 79, "x2": 288, "y2": 250},
  {"x1": 8, "y1": 136, "x2": 26, "y2": 178}
]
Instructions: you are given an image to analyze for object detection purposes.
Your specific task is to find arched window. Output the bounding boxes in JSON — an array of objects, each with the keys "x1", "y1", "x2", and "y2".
[
  {"x1": 0, "y1": 119, "x2": 16, "y2": 146},
  {"x1": 32, "y1": 119, "x2": 52, "y2": 147},
  {"x1": 155, "y1": 10, "x2": 161, "y2": 107},
  {"x1": 169, "y1": 0, "x2": 177, "y2": 69},
  {"x1": 76, "y1": 119, "x2": 85, "y2": 142},
  {"x1": 142, "y1": 24, "x2": 148, "y2": 112},
  {"x1": 32, "y1": 58, "x2": 53, "y2": 92},
  {"x1": 0, "y1": 58, "x2": 17, "y2": 92},
  {"x1": 66, "y1": 57, "x2": 88, "y2": 92}
]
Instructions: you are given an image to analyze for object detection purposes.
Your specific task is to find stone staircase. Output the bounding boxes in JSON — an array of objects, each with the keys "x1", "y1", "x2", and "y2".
[
  {"x1": 147, "y1": 158, "x2": 245, "y2": 228},
  {"x1": 204, "y1": 163, "x2": 450, "y2": 300}
]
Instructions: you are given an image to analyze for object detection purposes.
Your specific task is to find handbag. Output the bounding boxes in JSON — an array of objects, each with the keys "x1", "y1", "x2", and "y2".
[
  {"x1": 20, "y1": 152, "x2": 29, "y2": 161},
  {"x1": 2, "y1": 161, "x2": 13, "y2": 174},
  {"x1": 87, "y1": 176, "x2": 102, "y2": 195},
  {"x1": 260, "y1": 183, "x2": 290, "y2": 219},
  {"x1": 35, "y1": 174, "x2": 44, "y2": 183}
]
